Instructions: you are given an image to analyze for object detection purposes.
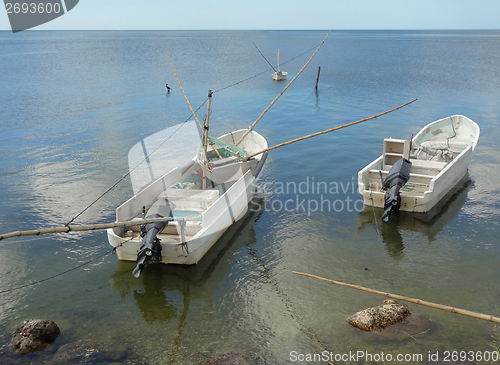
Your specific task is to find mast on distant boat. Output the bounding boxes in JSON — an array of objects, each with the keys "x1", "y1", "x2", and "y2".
[{"x1": 277, "y1": 48, "x2": 281, "y2": 72}]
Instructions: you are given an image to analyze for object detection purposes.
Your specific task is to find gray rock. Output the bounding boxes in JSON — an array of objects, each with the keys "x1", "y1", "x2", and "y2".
[
  {"x1": 12, "y1": 319, "x2": 60, "y2": 355},
  {"x1": 359, "y1": 312, "x2": 432, "y2": 342}
]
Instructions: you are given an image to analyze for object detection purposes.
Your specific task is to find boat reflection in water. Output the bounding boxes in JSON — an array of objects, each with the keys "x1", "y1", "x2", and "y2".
[
  {"x1": 356, "y1": 174, "x2": 473, "y2": 259},
  {"x1": 110, "y1": 196, "x2": 264, "y2": 323}
]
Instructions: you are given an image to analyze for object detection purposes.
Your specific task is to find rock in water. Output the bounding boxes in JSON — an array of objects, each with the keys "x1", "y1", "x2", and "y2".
[
  {"x1": 12, "y1": 319, "x2": 60, "y2": 355},
  {"x1": 50, "y1": 339, "x2": 127, "y2": 364},
  {"x1": 347, "y1": 299, "x2": 411, "y2": 331},
  {"x1": 359, "y1": 312, "x2": 432, "y2": 342}
]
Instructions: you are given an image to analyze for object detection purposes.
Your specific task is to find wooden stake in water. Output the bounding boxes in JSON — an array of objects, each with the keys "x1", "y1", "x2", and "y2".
[{"x1": 315, "y1": 66, "x2": 321, "y2": 90}]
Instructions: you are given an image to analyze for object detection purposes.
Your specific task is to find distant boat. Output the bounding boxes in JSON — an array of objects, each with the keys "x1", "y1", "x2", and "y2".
[
  {"x1": 358, "y1": 115, "x2": 480, "y2": 220},
  {"x1": 272, "y1": 49, "x2": 287, "y2": 81}
]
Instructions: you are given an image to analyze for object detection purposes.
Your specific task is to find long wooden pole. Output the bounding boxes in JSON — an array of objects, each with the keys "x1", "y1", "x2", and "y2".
[
  {"x1": 167, "y1": 49, "x2": 204, "y2": 133},
  {"x1": 202, "y1": 90, "x2": 213, "y2": 189},
  {"x1": 241, "y1": 98, "x2": 417, "y2": 161},
  {"x1": 235, "y1": 30, "x2": 331, "y2": 147},
  {"x1": 293, "y1": 271, "x2": 500, "y2": 324},
  {"x1": 0, "y1": 215, "x2": 202, "y2": 242}
]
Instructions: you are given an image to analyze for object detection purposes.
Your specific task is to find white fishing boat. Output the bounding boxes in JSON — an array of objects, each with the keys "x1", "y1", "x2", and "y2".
[
  {"x1": 272, "y1": 49, "x2": 287, "y2": 81},
  {"x1": 107, "y1": 121, "x2": 268, "y2": 277},
  {"x1": 358, "y1": 115, "x2": 480, "y2": 220}
]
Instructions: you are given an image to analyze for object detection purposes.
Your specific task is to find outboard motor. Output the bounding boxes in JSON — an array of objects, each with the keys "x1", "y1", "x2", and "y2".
[
  {"x1": 381, "y1": 158, "x2": 412, "y2": 222},
  {"x1": 133, "y1": 198, "x2": 173, "y2": 278}
]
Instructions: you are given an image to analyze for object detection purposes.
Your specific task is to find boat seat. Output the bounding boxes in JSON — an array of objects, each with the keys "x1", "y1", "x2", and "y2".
[
  {"x1": 410, "y1": 159, "x2": 447, "y2": 171},
  {"x1": 211, "y1": 156, "x2": 238, "y2": 167},
  {"x1": 369, "y1": 169, "x2": 434, "y2": 188},
  {"x1": 158, "y1": 188, "x2": 219, "y2": 211}
]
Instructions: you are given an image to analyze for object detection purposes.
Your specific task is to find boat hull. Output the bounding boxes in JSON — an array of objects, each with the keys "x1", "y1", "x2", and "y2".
[{"x1": 272, "y1": 71, "x2": 287, "y2": 81}]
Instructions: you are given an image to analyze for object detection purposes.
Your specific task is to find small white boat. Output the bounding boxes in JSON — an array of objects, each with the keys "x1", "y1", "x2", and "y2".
[
  {"x1": 272, "y1": 49, "x2": 287, "y2": 81},
  {"x1": 272, "y1": 71, "x2": 287, "y2": 81},
  {"x1": 107, "y1": 125, "x2": 267, "y2": 277},
  {"x1": 358, "y1": 115, "x2": 480, "y2": 218}
]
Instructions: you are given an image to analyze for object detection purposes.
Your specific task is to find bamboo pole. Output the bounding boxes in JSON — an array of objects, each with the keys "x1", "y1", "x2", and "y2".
[
  {"x1": 0, "y1": 215, "x2": 201, "y2": 242},
  {"x1": 293, "y1": 271, "x2": 500, "y2": 324},
  {"x1": 235, "y1": 31, "x2": 331, "y2": 147},
  {"x1": 167, "y1": 49, "x2": 204, "y2": 133},
  {"x1": 241, "y1": 98, "x2": 417, "y2": 161},
  {"x1": 202, "y1": 90, "x2": 213, "y2": 189},
  {"x1": 166, "y1": 50, "x2": 236, "y2": 153}
]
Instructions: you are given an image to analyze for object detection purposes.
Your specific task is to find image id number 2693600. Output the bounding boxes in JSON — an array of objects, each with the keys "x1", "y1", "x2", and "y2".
[
  {"x1": 5, "y1": 2, "x2": 62, "y2": 14},
  {"x1": 439, "y1": 350, "x2": 498, "y2": 362}
]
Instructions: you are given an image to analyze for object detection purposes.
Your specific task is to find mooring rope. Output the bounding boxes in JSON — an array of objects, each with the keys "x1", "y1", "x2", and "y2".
[{"x1": 0, "y1": 247, "x2": 115, "y2": 295}]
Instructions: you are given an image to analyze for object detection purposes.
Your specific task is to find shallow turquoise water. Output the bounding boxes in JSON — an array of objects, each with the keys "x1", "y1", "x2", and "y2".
[{"x1": 0, "y1": 30, "x2": 500, "y2": 364}]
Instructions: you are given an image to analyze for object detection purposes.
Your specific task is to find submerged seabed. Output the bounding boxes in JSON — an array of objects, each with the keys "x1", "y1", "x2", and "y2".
[{"x1": 0, "y1": 30, "x2": 499, "y2": 364}]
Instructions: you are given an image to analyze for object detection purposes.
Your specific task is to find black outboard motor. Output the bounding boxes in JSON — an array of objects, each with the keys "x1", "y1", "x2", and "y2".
[
  {"x1": 132, "y1": 198, "x2": 173, "y2": 278},
  {"x1": 381, "y1": 158, "x2": 412, "y2": 222}
]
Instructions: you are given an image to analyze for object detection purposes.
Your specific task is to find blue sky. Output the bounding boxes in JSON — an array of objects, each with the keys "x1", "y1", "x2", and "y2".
[{"x1": 1, "y1": 0, "x2": 499, "y2": 30}]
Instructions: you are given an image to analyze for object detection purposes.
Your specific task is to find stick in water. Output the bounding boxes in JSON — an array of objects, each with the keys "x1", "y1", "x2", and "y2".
[{"x1": 293, "y1": 271, "x2": 500, "y2": 324}]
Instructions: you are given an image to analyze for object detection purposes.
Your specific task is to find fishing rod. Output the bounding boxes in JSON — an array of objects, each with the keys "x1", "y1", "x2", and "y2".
[
  {"x1": 167, "y1": 49, "x2": 205, "y2": 133},
  {"x1": 240, "y1": 98, "x2": 418, "y2": 161}
]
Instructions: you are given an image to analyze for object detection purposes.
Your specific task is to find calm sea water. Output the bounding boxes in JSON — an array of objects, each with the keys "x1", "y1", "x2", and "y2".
[{"x1": 1, "y1": 30, "x2": 500, "y2": 364}]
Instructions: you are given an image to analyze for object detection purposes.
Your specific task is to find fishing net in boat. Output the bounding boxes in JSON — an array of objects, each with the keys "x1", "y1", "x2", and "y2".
[{"x1": 415, "y1": 141, "x2": 454, "y2": 163}]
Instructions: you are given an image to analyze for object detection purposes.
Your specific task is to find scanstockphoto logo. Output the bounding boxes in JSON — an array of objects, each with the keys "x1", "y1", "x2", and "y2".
[
  {"x1": 251, "y1": 176, "x2": 365, "y2": 216},
  {"x1": 4, "y1": 0, "x2": 79, "y2": 32}
]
